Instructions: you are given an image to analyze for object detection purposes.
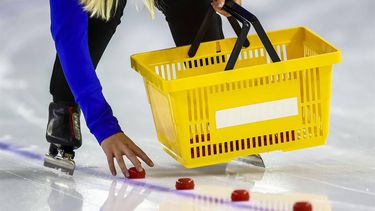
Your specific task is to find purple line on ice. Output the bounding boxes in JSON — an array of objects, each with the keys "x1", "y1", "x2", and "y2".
[
  {"x1": 0, "y1": 141, "x2": 44, "y2": 160},
  {"x1": 0, "y1": 140, "x2": 271, "y2": 211}
]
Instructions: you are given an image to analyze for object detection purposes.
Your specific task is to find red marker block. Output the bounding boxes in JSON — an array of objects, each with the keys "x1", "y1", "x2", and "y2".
[
  {"x1": 293, "y1": 201, "x2": 312, "y2": 211},
  {"x1": 128, "y1": 167, "x2": 146, "y2": 179},
  {"x1": 175, "y1": 178, "x2": 195, "y2": 190},
  {"x1": 231, "y1": 189, "x2": 250, "y2": 202}
]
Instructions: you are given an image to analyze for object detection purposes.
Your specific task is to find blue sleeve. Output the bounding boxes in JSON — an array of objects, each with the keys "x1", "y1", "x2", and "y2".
[{"x1": 49, "y1": 0, "x2": 122, "y2": 144}]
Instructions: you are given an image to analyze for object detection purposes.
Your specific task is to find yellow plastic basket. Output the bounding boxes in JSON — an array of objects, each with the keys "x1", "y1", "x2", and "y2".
[{"x1": 131, "y1": 26, "x2": 341, "y2": 168}]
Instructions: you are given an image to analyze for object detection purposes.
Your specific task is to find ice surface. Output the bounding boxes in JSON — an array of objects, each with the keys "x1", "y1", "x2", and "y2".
[{"x1": 0, "y1": 0, "x2": 374, "y2": 210}]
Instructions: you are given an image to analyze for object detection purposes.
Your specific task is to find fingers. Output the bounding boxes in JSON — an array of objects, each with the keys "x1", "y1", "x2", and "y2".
[
  {"x1": 115, "y1": 153, "x2": 129, "y2": 178},
  {"x1": 106, "y1": 154, "x2": 116, "y2": 176},
  {"x1": 133, "y1": 146, "x2": 154, "y2": 167},
  {"x1": 102, "y1": 133, "x2": 154, "y2": 178},
  {"x1": 123, "y1": 148, "x2": 143, "y2": 172},
  {"x1": 212, "y1": 0, "x2": 243, "y2": 17},
  {"x1": 213, "y1": 0, "x2": 224, "y2": 8},
  {"x1": 123, "y1": 134, "x2": 154, "y2": 168},
  {"x1": 211, "y1": 0, "x2": 230, "y2": 17}
]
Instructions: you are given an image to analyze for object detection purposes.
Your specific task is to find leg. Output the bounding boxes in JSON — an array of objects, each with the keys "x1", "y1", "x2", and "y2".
[
  {"x1": 45, "y1": 1, "x2": 127, "y2": 174},
  {"x1": 155, "y1": 0, "x2": 224, "y2": 47},
  {"x1": 157, "y1": 1, "x2": 266, "y2": 168}
]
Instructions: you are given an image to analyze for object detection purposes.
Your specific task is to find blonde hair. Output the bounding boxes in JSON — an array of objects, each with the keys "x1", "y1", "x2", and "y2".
[
  {"x1": 80, "y1": 0, "x2": 119, "y2": 21},
  {"x1": 144, "y1": 0, "x2": 155, "y2": 19},
  {"x1": 80, "y1": 0, "x2": 155, "y2": 21}
]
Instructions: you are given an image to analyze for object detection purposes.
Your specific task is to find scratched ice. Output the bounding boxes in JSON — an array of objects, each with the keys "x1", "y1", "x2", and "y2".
[{"x1": 0, "y1": 0, "x2": 374, "y2": 210}]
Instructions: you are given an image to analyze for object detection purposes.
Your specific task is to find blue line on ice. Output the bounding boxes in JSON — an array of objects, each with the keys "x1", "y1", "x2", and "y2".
[{"x1": 0, "y1": 140, "x2": 271, "y2": 211}]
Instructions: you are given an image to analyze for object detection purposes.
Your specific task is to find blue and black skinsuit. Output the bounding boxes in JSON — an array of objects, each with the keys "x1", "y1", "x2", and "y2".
[{"x1": 46, "y1": 0, "x2": 224, "y2": 153}]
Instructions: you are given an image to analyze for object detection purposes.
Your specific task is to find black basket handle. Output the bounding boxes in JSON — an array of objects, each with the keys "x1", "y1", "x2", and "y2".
[{"x1": 188, "y1": 0, "x2": 281, "y2": 71}]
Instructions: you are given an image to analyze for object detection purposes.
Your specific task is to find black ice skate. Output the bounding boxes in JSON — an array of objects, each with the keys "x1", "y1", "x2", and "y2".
[
  {"x1": 43, "y1": 102, "x2": 82, "y2": 175},
  {"x1": 44, "y1": 144, "x2": 76, "y2": 175}
]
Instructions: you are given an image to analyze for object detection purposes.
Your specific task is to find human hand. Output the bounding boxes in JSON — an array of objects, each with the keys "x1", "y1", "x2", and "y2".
[
  {"x1": 101, "y1": 132, "x2": 154, "y2": 177},
  {"x1": 211, "y1": 0, "x2": 242, "y2": 17}
]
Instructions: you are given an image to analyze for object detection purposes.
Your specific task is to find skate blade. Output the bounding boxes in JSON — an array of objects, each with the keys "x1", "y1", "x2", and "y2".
[
  {"x1": 236, "y1": 155, "x2": 265, "y2": 168},
  {"x1": 44, "y1": 155, "x2": 75, "y2": 175}
]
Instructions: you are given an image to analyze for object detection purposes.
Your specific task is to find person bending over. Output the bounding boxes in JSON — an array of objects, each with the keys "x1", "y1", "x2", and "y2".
[{"x1": 45, "y1": 0, "x2": 241, "y2": 176}]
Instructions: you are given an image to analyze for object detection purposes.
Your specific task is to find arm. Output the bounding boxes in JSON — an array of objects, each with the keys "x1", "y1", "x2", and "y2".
[
  {"x1": 49, "y1": 0, "x2": 153, "y2": 177},
  {"x1": 50, "y1": 0, "x2": 119, "y2": 143}
]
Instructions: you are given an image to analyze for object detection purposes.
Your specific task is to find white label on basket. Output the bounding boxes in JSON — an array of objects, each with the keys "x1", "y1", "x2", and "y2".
[{"x1": 216, "y1": 97, "x2": 298, "y2": 129}]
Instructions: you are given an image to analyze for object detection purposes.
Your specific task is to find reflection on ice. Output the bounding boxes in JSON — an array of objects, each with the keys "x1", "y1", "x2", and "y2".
[
  {"x1": 47, "y1": 177, "x2": 83, "y2": 211},
  {"x1": 0, "y1": 0, "x2": 374, "y2": 210},
  {"x1": 159, "y1": 188, "x2": 331, "y2": 211},
  {"x1": 101, "y1": 180, "x2": 152, "y2": 211}
]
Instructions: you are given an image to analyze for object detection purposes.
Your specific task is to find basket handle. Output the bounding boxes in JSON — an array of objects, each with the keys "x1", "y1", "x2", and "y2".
[
  {"x1": 188, "y1": 0, "x2": 281, "y2": 71},
  {"x1": 188, "y1": 7, "x2": 250, "y2": 59}
]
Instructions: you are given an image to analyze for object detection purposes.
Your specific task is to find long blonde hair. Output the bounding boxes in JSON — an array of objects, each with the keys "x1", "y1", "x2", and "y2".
[{"x1": 80, "y1": 0, "x2": 155, "y2": 21}]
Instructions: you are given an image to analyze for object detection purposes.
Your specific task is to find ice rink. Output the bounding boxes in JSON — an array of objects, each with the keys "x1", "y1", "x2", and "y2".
[{"x1": 0, "y1": 0, "x2": 374, "y2": 210}]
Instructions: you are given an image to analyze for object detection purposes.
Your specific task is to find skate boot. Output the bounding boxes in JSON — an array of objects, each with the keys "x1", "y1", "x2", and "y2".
[
  {"x1": 236, "y1": 154, "x2": 265, "y2": 168},
  {"x1": 43, "y1": 102, "x2": 82, "y2": 175}
]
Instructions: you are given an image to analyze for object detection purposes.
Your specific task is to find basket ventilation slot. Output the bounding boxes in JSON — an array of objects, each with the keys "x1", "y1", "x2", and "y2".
[
  {"x1": 299, "y1": 68, "x2": 323, "y2": 135},
  {"x1": 152, "y1": 44, "x2": 288, "y2": 81},
  {"x1": 190, "y1": 126, "x2": 321, "y2": 159}
]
